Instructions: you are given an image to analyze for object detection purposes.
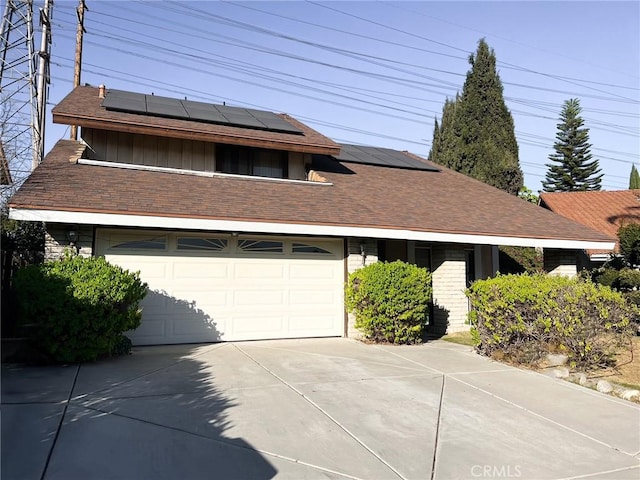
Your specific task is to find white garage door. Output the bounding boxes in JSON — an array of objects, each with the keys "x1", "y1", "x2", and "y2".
[{"x1": 95, "y1": 229, "x2": 345, "y2": 345}]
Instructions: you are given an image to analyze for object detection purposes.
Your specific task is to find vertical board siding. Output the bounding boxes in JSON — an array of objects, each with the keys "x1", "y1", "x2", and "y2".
[{"x1": 82, "y1": 128, "x2": 216, "y2": 171}]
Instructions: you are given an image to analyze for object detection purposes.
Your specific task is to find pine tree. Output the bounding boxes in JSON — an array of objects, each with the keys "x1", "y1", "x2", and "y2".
[
  {"x1": 542, "y1": 99, "x2": 603, "y2": 192},
  {"x1": 630, "y1": 165, "x2": 640, "y2": 189},
  {"x1": 428, "y1": 39, "x2": 523, "y2": 195}
]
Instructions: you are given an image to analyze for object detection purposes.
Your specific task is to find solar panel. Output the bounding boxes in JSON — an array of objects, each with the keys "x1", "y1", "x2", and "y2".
[
  {"x1": 334, "y1": 144, "x2": 439, "y2": 172},
  {"x1": 102, "y1": 90, "x2": 303, "y2": 134},
  {"x1": 146, "y1": 96, "x2": 189, "y2": 119},
  {"x1": 102, "y1": 91, "x2": 146, "y2": 113}
]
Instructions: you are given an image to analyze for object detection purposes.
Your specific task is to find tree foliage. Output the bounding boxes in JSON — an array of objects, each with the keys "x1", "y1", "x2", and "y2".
[
  {"x1": 630, "y1": 165, "x2": 640, "y2": 190},
  {"x1": 618, "y1": 223, "x2": 640, "y2": 268},
  {"x1": 542, "y1": 98, "x2": 603, "y2": 192},
  {"x1": 429, "y1": 39, "x2": 523, "y2": 195}
]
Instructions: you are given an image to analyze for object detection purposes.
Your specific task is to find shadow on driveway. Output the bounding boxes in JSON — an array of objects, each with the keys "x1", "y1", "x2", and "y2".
[{"x1": 2, "y1": 343, "x2": 277, "y2": 480}]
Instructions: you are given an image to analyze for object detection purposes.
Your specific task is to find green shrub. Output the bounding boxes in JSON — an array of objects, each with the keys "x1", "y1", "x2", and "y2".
[
  {"x1": 618, "y1": 268, "x2": 640, "y2": 290},
  {"x1": 13, "y1": 254, "x2": 147, "y2": 363},
  {"x1": 619, "y1": 223, "x2": 640, "y2": 267},
  {"x1": 593, "y1": 268, "x2": 620, "y2": 289},
  {"x1": 345, "y1": 261, "x2": 432, "y2": 344},
  {"x1": 466, "y1": 273, "x2": 635, "y2": 370}
]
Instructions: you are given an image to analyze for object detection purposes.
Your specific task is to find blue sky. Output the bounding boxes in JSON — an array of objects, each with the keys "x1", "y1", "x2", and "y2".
[{"x1": 40, "y1": 1, "x2": 639, "y2": 192}]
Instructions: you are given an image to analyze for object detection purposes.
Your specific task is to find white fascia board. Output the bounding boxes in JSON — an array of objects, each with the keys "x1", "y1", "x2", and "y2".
[
  {"x1": 77, "y1": 159, "x2": 332, "y2": 186},
  {"x1": 9, "y1": 208, "x2": 616, "y2": 251}
]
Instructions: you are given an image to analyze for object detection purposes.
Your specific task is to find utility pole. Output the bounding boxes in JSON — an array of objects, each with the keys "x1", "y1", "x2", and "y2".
[
  {"x1": 70, "y1": 0, "x2": 85, "y2": 141},
  {"x1": 34, "y1": 0, "x2": 52, "y2": 170}
]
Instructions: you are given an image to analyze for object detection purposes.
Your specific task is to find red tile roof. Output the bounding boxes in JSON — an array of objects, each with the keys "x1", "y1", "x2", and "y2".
[
  {"x1": 52, "y1": 86, "x2": 340, "y2": 155},
  {"x1": 10, "y1": 139, "x2": 614, "y2": 247},
  {"x1": 540, "y1": 190, "x2": 640, "y2": 254}
]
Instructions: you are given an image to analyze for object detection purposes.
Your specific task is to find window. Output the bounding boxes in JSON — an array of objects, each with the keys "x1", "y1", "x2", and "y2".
[
  {"x1": 238, "y1": 239, "x2": 283, "y2": 253},
  {"x1": 216, "y1": 145, "x2": 288, "y2": 179},
  {"x1": 111, "y1": 237, "x2": 167, "y2": 250},
  {"x1": 292, "y1": 243, "x2": 332, "y2": 254},
  {"x1": 415, "y1": 246, "x2": 431, "y2": 270},
  {"x1": 177, "y1": 237, "x2": 228, "y2": 251}
]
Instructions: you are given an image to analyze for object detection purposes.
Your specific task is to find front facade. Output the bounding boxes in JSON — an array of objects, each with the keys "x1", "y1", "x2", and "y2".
[{"x1": 9, "y1": 86, "x2": 615, "y2": 345}]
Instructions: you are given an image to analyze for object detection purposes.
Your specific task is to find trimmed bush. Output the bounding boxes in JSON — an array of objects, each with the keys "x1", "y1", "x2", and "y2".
[
  {"x1": 466, "y1": 273, "x2": 635, "y2": 370},
  {"x1": 13, "y1": 254, "x2": 147, "y2": 363},
  {"x1": 345, "y1": 261, "x2": 432, "y2": 344}
]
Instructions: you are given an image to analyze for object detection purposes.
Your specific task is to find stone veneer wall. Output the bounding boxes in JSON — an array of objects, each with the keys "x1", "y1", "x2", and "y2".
[
  {"x1": 45, "y1": 223, "x2": 94, "y2": 260},
  {"x1": 345, "y1": 238, "x2": 378, "y2": 339},
  {"x1": 543, "y1": 248, "x2": 578, "y2": 277},
  {"x1": 431, "y1": 244, "x2": 469, "y2": 334}
]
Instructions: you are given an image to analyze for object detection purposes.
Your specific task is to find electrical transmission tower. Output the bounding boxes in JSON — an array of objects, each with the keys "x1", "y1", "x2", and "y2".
[{"x1": 0, "y1": 0, "x2": 51, "y2": 196}]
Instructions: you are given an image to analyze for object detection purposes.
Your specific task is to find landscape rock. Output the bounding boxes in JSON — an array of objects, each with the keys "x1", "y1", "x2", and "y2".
[
  {"x1": 621, "y1": 389, "x2": 640, "y2": 401},
  {"x1": 553, "y1": 367, "x2": 570, "y2": 379},
  {"x1": 596, "y1": 380, "x2": 613, "y2": 394},
  {"x1": 546, "y1": 353, "x2": 569, "y2": 367},
  {"x1": 576, "y1": 373, "x2": 589, "y2": 386}
]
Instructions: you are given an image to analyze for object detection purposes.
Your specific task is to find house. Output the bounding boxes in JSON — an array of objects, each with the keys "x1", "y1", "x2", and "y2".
[
  {"x1": 540, "y1": 190, "x2": 640, "y2": 267},
  {"x1": 8, "y1": 85, "x2": 615, "y2": 345}
]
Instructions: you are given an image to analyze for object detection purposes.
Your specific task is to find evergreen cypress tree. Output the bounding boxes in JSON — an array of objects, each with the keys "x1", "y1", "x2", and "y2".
[
  {"x1": 428, "y1": 96, "x2": 461, "y2": 169},
  {"x1": 542, "y1": 99, "x2": 603, "y2": 192},
  {"x1": 630, "y1": 165, "x2": 640, "y2": 189},
  {"x1": 428, "y1": 39, "x2": 523, "y2": 195}
]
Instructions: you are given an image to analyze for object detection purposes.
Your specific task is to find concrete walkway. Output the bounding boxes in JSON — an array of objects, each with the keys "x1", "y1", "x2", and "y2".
[{"x1": 2, "y1": 338, "x2": 639, "y2": 480}]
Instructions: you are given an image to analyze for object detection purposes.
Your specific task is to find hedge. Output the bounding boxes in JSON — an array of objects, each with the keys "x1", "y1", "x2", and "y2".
[
  {"x1": 466, "y1": 273, "x2": 635, "y2": 370},
  {"x1": 345, "y1": 261, "x2": 432, "y2": 344}
]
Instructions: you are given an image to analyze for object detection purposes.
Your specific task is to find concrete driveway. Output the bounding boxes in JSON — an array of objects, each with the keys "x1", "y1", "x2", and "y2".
[{"x1": 2, "y1": 338, "x2": 639, "y2": 480}]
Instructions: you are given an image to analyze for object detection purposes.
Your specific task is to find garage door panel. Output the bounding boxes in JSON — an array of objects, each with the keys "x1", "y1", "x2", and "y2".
[
  {"x1": 108, "y1": 257, "x2": 168, "y2": 280},
  {"x1": 140, "y1": 290, "x2": 174, "y2": 315},
  {"x1": 171, "y1": 316, "x2": 221, "y2": 337},
  {"x1": 289, "y1": 263, "x2": 338, "y2": 280},
  {"x1": 97, "y1": 229, "x2": 344, "y2": 344},
  {"x1": 289, "y1": 315, "x2": 338, "y2": 332},
  {"x1": 172, "y1": 261, "x2": 229, "y2": 280},
  {"x1": 234, "y1": 289, "x2": 285, "y2": 306},
  {"x1": 234, "y1": 263, "x2": 285, "y2": 280},
  {"x1": 231, "y1": 315, "x2": 286, "y2": 335},
  {"x1": 127, "y1": 317, "x2": 167, "y2": 344},
  {"x1": 170, "y1": 289, "x2": 229, "y2": 309},
  {"x1": 289, "y1": 289, "x2": 337, "y2": 305}
]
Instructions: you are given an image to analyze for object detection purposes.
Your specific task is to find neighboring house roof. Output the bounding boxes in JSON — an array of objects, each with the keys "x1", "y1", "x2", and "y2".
[
  {"x1": 540, "y1": 190, "x2": 640, "y2": 256},
  {"x1": 9, "y1": 137, "x2": 614, "y2": 250},
  {"x1": 0, "y1": 142, "x2": 12, "y2": 186},
  {"x1": 52, "y1": 86, "x2": 340, "y2": 155}
]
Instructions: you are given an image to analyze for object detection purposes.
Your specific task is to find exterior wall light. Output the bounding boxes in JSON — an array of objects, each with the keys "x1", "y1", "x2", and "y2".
[{"x1": 66, "y1": 227, "x2": 78, "y2": 246}]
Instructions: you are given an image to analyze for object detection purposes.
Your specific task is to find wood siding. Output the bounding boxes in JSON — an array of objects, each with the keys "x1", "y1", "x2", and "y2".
[{"x1": 82, "y1": 128, "x2": 216, "y2": 172}]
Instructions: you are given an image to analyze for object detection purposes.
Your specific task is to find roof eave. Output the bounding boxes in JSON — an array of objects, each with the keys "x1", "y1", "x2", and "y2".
[
  {"x1": 52, "y1": 112, "x2": 341, "y2": 156},
  {"x1": 8, "y1": 207, "x2": 616, "y2": 251}
]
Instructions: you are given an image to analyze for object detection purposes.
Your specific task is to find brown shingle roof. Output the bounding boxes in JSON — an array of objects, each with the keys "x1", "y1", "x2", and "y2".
[
  {"x1": 540, "y1": 190, "x2": 640, "y2": 254},
  {"x1": 52, "y1": 86, "x2": 340, "y2": 155},
  {"x1": 9, "y1": 139, "x2": 614, "y2": 247}
]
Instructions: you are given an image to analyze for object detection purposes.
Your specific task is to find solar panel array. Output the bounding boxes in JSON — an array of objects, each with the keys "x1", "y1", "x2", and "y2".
[
  {"x1": 335, "y1": 144, "x2": 439, "y2": 171},
  {"x1": 102, "y1": 90, "x2": 304, "y2": 135}
]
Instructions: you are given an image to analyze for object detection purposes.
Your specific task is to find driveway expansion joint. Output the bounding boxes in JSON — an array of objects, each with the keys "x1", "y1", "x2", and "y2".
[
  {"x1": 233, "y1": 343, "x2": 408, "y2": 480},
  {"x1": 40, "y1": 363, "x2": 80, "y2": 480}
]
